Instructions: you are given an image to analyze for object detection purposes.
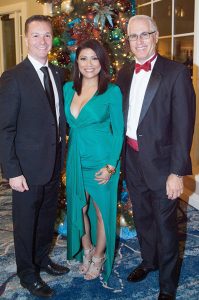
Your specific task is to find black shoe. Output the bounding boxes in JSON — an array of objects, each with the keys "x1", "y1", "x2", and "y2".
[
  {"x1": 158, "y1": 292, "x2": 175, "y2": 300},
  {"x1": 20, "y1": 278, "x2": 54, "y2": 298},
  {"x1": 127, "y1": 265, "x2": 155, "y2": 282},
  {"x1": 41, "y1": 261, "x2": 70, "y2": 276}
]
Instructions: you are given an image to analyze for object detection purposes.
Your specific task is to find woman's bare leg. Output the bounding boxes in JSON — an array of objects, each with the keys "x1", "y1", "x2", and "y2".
[
  {"x1": 84, "y1": 201, "x2": 106, "y2": 280},
  {"x1": 79, "y1": 193, "x2": 94, "y2": 274},
  {"x1": 81, "y1": 203, "x2": 92, "y2": 249},
  {"x1": 93, "y1": 201, "x2": 106, "y2": 257}
]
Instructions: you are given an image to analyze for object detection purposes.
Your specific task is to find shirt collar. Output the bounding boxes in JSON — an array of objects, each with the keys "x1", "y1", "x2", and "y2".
[
  {"x1": 28, "y1": 54, "x2": 49, "y2": 71},
  {"x1": 135, "y1": 52, "x2": 157, "y2": 65}
]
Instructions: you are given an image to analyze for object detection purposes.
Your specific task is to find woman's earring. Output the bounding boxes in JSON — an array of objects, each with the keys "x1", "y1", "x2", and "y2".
[{"x1": 79, "y1": 72, "x2": 81, "y2": 79}]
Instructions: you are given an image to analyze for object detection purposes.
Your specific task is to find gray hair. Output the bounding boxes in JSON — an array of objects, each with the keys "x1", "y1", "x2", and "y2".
[{"x1": 127, "y1": 15, "x2": 158, "y2": 34}]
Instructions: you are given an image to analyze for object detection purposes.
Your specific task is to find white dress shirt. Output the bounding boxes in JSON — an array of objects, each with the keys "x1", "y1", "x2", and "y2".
[{"x1": 126, "y1": 55, "x2": 157, "y2": 140}]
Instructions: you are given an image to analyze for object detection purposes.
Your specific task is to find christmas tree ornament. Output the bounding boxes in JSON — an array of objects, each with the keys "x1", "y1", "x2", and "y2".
[
  {"x1": 119, "y1": 226, "x2": 137, "y2": 240},
  {"x1": 57, "y1": 215, "x2": 67, "y2": 237},
  {"x1": 66, "y1": 39, "x2": 76, "y2": 46},
  {"x1": 110, "y1": 28, "x2": 123, "y2": 41},
  {"x1": 121, "y1": 180, "x2": 129, "y2": 203},
  {"x1": 120, "y1": 215, "x2": 128, "y2": 227},
  {"x1": 116, "y1": 0, "x2": 131, "y2": 12},
  {"x1": 70, "y1": 52, "x2": 76, "y2": 62},
  {"x1": 52, "y1": 15, "x2": 67, "y2": 33},
  {"x1": 53, "y1": 36, "x2": 62, "y2": 47},
  {"x1": 62, "y1": 173, "x2": 66, "y2": 185},
  {"x1": 86, "y1": 11, "x2": 94, "y2": 22},
  {"x1": 61, "y1": 0, "x2": 74, "y2": 14},
  {"x1": 72, "y1": 21, "x2": 102, "y2": 45},
  {"x1": 93, "y1": 2, "x2": 114, "y2": 29},
  {"x1": 67, "y1": 17, "x2": 81, "y2": 28}
]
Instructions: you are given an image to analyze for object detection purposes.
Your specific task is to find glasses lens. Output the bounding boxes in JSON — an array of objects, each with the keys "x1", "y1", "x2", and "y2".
[
  {"x1": 129, "y1": 34, "x2": 137, "y2": 41},
  {"x1": 140, "y1": 32, "x2": 150, "y2": 40}
]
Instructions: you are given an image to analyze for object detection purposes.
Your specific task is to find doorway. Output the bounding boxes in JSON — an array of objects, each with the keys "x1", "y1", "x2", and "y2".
[{"x1": 0, "y1": 3, "x2": 27, "y2": 74}]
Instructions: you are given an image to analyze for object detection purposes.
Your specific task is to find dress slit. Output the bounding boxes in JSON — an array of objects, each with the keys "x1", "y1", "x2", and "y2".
[{"x1": 85, "y1": 183, "x2": 117, "y2": 282}]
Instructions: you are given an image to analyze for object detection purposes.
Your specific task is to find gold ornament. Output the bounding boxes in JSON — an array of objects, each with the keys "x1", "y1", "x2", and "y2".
[
  {"x1": 61, "y1": 0, "x2": 74, "y2": 14},
  {"x1": 120, "y1": 215, "x2": 127, "y2": 227},
  {"x1": 62, "y1": 173, "x2": 66, "y2": 185}
]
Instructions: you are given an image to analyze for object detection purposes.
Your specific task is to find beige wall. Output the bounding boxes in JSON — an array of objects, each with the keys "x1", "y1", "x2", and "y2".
[{"x1": 0, "y1": 0, "x2": 42, "y2": 16}]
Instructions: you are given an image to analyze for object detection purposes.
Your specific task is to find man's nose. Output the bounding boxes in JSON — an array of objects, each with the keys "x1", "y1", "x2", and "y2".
[
  {"x1": 40, "y1": 35, "x2": 46, "y2": 43},
  {"x1": 136, "y1": 35, "x2": 144, "y2": 42}
]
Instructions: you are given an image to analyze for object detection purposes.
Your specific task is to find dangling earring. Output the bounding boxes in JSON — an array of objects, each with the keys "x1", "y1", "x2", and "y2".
[{"x1": 79, "y1": 71, "x2": 81, "y2": 79}]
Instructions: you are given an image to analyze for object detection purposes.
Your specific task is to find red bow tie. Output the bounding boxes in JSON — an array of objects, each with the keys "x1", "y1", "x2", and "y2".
[{"x1": 135, "y1": 53, "x2": 157, "y2": 74}]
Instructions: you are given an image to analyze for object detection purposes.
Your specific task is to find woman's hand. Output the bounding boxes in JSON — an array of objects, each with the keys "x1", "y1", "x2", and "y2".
[{"x1": 95, "y1": 167, "x2": 111, "y2": 185}]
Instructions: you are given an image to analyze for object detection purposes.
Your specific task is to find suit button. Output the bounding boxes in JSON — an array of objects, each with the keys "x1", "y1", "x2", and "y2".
[{"x1": 138, "y1": 134, "x2": 143, "y2": 137}]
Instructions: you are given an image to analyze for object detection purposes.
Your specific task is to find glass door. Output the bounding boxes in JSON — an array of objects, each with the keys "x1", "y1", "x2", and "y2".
[{"x1": 0, "y1": 11, "x2": 23, "y2": 73}]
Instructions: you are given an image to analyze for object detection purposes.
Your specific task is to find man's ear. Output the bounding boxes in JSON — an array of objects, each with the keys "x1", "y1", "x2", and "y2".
[
  {"x1": 155, "y1": 31, "x2": 159, "y2": 44},
  {"x1": 25, "y1": 36, "x2": 28, "y2": 48}
]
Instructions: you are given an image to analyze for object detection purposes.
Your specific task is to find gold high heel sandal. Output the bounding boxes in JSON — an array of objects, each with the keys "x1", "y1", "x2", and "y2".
[
  {"x1": 79, "y1": 246, "x2": 95, "y2": 274},
  {"x1": 84, "y1": 255, "x2": 106, "y2": 280}
]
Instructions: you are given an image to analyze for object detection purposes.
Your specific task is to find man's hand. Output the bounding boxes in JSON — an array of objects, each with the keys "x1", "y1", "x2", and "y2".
[
  {"x1": 166, "y1": 174, "x2": 183, "y2": 200},
  {"x1": 9, "y1": 175, "x2": 29, "y2": 192}
]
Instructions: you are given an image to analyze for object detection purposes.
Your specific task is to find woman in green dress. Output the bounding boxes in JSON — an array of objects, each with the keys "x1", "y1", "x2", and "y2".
[{"x1": 63, "y1": 39, "x2": 124, "y2": 282}]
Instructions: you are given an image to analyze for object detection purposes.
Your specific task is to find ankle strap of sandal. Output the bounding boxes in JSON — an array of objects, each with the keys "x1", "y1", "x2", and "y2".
[
  {"x1": 84, "y1": 246, "x2": 95, "y2": 255},
  {"x1": 91, "y1": 255, "x2": 105, "y2": 264}
]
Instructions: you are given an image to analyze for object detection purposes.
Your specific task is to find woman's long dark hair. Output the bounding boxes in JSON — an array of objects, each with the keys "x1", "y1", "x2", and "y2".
[{"x1": 73, "y1": 39, "x2": 110, "y2": 95}]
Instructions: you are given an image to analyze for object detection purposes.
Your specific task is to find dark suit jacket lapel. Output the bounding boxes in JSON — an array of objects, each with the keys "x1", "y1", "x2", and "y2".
[
  {"x1": 138, "y1": 56, "x2": 162, "y2": 125},
  {"x1": 23, "y1": 57, "x2": 43, "y2": 92},
  {"x1": 22, "y1": 58, "x2": 51, "y2": 109}
]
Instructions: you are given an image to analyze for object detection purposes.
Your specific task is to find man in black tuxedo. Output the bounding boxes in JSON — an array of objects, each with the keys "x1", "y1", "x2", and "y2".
[
  {"x1": 0, "y1": 15, "x2": 69, "y2": 298},
  {"x1": 117, "y1": 15, "x2": 195, "y2": 300}
]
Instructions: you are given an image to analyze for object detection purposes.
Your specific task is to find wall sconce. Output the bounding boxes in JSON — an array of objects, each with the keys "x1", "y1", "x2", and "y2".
[{"x1": 175, "y1": 6, "x2": 185, "y2": 17}]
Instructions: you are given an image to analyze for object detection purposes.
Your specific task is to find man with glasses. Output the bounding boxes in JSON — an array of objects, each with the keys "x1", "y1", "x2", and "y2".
[{"x1": 117, "y1": 15, "x2": 195, "y2": 300}]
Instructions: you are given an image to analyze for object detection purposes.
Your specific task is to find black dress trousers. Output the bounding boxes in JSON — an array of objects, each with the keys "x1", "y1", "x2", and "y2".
[
  {"x1": 12, "y1": 143, "x2": 62, "y2": 283},
  {"x1": 125, "y1": 143, "x2": 179, "y2": 294}
]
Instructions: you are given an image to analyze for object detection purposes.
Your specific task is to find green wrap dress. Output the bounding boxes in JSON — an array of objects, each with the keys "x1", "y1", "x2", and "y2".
[{"x1": 63, "y1": 81, "x2": 124, "y2": 282}]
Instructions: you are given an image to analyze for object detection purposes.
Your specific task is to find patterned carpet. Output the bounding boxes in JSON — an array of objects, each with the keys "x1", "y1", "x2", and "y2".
[{"x1": 0, "y1": 177, "x2": 199, "y2": 300}]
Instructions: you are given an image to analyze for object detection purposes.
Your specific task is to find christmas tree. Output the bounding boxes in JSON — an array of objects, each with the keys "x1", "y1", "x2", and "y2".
[
  {"x1": 36, "y1": 0, "x2": 136, "y2": 80},
  {"x1": 36, "y1": 0, "x2": 136, "y2": 239}
]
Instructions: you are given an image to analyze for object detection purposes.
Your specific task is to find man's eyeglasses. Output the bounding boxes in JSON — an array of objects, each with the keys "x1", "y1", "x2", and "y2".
[{"x1": 128, "y1": 31, "x2": 156, "y2": 42}]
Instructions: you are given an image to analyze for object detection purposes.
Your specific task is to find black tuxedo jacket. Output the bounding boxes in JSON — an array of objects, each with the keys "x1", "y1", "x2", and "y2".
[
  {"x1": 0, "y1": 58, "x2": 66, "y2": 185},
  {"x1": 117, "y1": 54, "x2": 196, "y2": 190}
]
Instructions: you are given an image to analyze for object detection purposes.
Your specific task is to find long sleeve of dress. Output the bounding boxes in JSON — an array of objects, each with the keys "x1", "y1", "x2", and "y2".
[{"x1": 107, "y1": 85, "x2": 124, "y2": 167}]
